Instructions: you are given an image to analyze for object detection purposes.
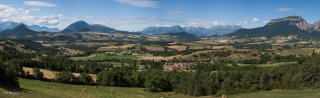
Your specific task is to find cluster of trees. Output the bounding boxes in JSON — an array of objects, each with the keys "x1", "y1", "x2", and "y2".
[
  {"x1": 239, "y1": 54, "x2": 298, "y2": 64},
  {"x1": 55, "y1": 71, "x2": 93, "y2": 85},
  {"x1": 0, "y1": 51, "x2": 29, "y2": 88},
  {"x1": 95, "y1": 54, "x2": 320, "y2": 96},
  {"x1": 0, "y1": 63, "x2": 20, "y2": 88},
  {"x1": 194, "y1": 50, "x2": 232, "y2": 58},
  {"x1": 18, "y1": 56, "x2": 113, "y2": 74},
  {"x1": 63, "y1": 44, "x2": 99, "y2": 56},
  {"x1": 150, "y1": 48, "x2": 199, "y2": 57},
  {"x1": 233, "y1": 43, "x2": 273, "y2": 49}
]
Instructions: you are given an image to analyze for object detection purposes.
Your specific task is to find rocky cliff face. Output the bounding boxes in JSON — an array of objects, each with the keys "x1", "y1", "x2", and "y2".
[
  {"x1": 312, "y1": 21, "x2": 320, "y2": 31},
  {"x1": 268, "y1": 16, "x2": 320, "y2": 32}
]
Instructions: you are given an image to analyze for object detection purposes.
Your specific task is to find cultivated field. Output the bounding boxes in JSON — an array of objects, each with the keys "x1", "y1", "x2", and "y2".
[
  {"x1": 97, "y1": 44, "x2": 135, "y2": 51},
  {"x1": 166, "y1": 45, "x2": 188, "y2": 51},
  {"x1": 143, "y1": 45, "x2": 165, "y2": 51}
]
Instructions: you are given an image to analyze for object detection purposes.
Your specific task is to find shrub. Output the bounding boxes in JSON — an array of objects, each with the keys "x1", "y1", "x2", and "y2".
[
  {"x1": 55, "y1": 71, "x2": 78, "y2": 84},
  {"x1": 33, "y1": 68, "x2": 44, "y2": 80},
  {"x1": 144, "y1": 76, "x2": 172, "y2": 92},
  {"x1": 78, "y1": 73, "x2": 93, "y2": 85}
]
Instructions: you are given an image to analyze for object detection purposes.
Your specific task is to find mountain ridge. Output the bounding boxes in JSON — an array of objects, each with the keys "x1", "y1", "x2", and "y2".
[
  {"x1": 141, "y1": 25, "x2": 241, "y2": 36},
  {"x1": 228, "y1": 16, "x2": 320, "y2": 39},
  {"x1": 0, "y1": 21, "x2": 59, "y2": 32}
]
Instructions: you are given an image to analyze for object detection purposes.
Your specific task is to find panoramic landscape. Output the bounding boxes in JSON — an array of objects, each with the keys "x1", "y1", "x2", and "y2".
[{"x1": 1, "y1": 0, "x2": 320, "y2": 98}]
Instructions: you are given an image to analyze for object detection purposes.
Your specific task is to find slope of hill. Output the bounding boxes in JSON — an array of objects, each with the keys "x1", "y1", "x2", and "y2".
[
  {"x1": 0, "y1": 78, "x2": 198, "y2": 98},
  {"x1": 0, "y1": 39, "x2": 39, "y2": 53},
  {"x1": 228, "y1": 16, "x2": 320, "y2": 39}
]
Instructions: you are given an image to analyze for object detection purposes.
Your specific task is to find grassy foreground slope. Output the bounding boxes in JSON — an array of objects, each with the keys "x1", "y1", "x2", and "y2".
[
  {"x1": 0, "y1": 78, "x2": 202, "y2": 98},
  {"x1": 2, "y1": 78, "x2": 320, "y2": 98},
  {"x1": 230, "y1": 89, "x2": 320, "y2": 98}
]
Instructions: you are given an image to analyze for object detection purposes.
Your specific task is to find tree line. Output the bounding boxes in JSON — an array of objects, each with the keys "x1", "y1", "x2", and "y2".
[{"x1": 95, "y1": 54, "x2": 320, "y2": 96}]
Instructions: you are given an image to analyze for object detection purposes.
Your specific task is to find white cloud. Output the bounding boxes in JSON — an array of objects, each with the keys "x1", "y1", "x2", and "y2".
[
  {"x1": 114, "y1": 0, "x2": 159, "y2": 8},
  {"x1": 239, "y1": 17, "x2": 260, "y2": 25},
  {"x1": 0, "y1": 4, "x2": 64, "y2": 28},
  {"x1": 277, "y1": 8, "x2": 293, "y2": 12},
  {"x1": 252, "y1": 18, "x2": 259, "y2": 23},
  {"x1": 24, "y1": 1, "x2": 57, "y2": 7},
  {"x1": 237, "y1": 17, "x2": 264, "y2": 28}
]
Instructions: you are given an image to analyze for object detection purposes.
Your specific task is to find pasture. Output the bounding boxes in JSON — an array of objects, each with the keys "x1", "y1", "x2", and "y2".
[
  {"x1": 0, "y1": 78, "x2": 205, "y2": 98},
  {"x1": 2, "y1": 79, "x2": 320, "y2": 98}
]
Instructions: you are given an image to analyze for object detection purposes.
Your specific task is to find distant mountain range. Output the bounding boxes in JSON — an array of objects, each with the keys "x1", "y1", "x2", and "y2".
[
  {"x1": 183, "y1": 25, "x2": 242, "y2": 36},
  {"x1": 141, "y1": 25, "x2": 241, "y2": 36},
  {"x1": 0, "y1": 21, "x2": 59, "y2": 32},
  {"x1": 27, "y1": 25, "x2": 59, "y2": 32},
  {"x1": 0, "y1": 20, "x2": 240, "y2": 37},
  {"x1": 2, "y1": 16, "x2": 320, "y2": 41},
  {"x1": 228, "y1": 16, "x2": 320, "y2": 39},
  {"x1": 141, "y1": 25, "x2": 186, "y2": 35}
]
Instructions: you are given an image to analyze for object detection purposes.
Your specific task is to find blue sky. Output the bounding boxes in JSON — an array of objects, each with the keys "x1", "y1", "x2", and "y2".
[{"x1": 0, "y1": 0, "x2": 319, "y2": 31}]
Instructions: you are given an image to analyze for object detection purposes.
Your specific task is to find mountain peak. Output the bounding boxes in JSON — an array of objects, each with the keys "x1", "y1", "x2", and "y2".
[
  {"x1": 74, "y1": 20, "x2": 89, "y2": 25},
  {"x1": 62, "y1": 20, "x2": 90, "y2": 33},
  {"x1": 15, "y1": 24, "x2": 28, "y2": 29},
  {"x1": 269, "y1": 16, "x2": 306, "y2": 23},
  {"x1": 61, "y1": 21, "x2": 119, "y2": 33},
  {"x1": 284, "y1": 16, "x2": 304, "y2": 20},
  {"x1": 267, "y1": 16, "x2": 311, "y2": 31},
  {"x1": 0, "y1": 24, "x2": 40, "y2": 38}
]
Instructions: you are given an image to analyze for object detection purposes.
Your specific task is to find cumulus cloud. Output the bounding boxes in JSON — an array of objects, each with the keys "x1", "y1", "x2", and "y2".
[
  {"x1": 237, "y1": 17, "x2": 265, "y2": 28},
  {"x1": 24, "y1": 1, "x2": 57, "y2": 7},
  {"x1": 277, "y1": 8, "x2": 293, "y2": 12},
  {"x1": 0, "y1": 4, "x2": 64, "y2": 27},
  {"x1": 252, "y1": 18, "x2": 259, "y2": 23},
  {"x1": 114, "y1": 0, "x2": 159, "y2": 8},
  {"x1": 239, "y1": 17, "x2": 260, "y2": 25}
]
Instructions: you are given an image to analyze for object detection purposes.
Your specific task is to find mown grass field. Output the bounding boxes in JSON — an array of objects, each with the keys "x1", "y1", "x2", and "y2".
[
  {"x1": 229, "y1": 89, "x2": 320, "y2": 98},
  {"x1": 70, "y1": 53, "x2": 138, "y2": 61},
  {"x1": 2, "y1": 79, "x2": 320, "y2": 98},
  {"x1": 0, "y1": 78, "x2": 202, "y2": 98}
]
